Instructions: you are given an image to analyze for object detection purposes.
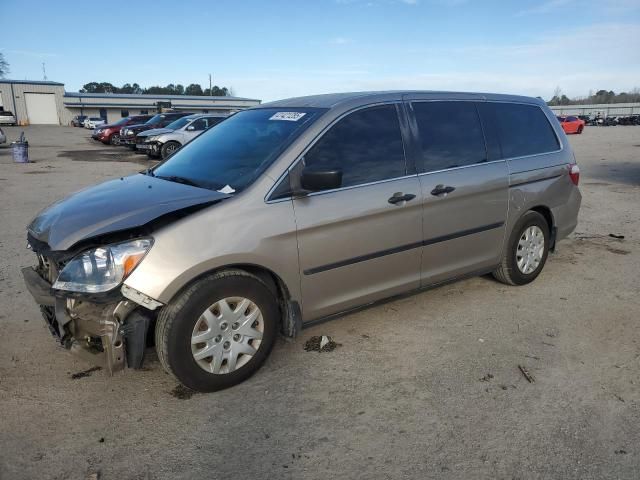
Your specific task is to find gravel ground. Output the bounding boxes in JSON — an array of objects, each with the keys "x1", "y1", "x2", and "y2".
[{"x1": 0, "y1": 125, "x2": 638, "y2": 480}]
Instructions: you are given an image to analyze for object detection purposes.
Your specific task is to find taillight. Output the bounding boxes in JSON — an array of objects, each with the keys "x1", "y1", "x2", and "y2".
[{"x1": 568, "y1": 163, "x2": 580, "y2": 185}]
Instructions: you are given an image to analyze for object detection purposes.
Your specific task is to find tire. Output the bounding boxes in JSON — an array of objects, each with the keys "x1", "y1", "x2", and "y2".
[
  {"x1": 161, "y1": 141, "x2": 181, "y2": 159},
  {"x1": 110, "y1": 134, "x2": 121, "y2": 145},
  {"x1": 155, "y1": 269, "x2": 279, "y2": 392},
  {"x1": 493, "y1": 211, "x2": 550, "y2": 286},
  {"x1": 577, "y1": 126, "x2": 583, "y2": 134}
]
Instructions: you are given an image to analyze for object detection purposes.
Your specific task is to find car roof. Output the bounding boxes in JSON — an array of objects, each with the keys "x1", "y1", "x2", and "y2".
[{"x1": 261, "y1": 90, "x2": 546, "y2": 109}]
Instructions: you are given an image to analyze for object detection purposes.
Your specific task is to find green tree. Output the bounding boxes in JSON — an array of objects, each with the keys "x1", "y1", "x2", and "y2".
[
  {"x1": 185, "y1": 83, "x2": 204, "y2": 96},
  {"x1": 0, "y1": 52, "x2": 9, "y2": 78},
  {"x1": 80, "y1": 82, "x2": 118, "y2": 93}
]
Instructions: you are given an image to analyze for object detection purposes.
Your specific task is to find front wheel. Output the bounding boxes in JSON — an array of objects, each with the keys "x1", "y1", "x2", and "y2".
[
  {"x1": 155, "y1": 270, "x2": 279, "y2": 392},
  {"x1": 493, "y1": 211, "x2": 550, "y2": 286},
  {"x1": 161, "y1": 141, "x2": 181, "y2": 159},
  {"x1": 110, "y1": 134, "x2": 121, "y2": 145},
  {"x1": 577, "y1": 126, "x2": 583, "y2": 134}
]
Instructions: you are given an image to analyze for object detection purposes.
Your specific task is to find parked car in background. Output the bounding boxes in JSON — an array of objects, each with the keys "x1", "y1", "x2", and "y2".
[
  {"x1": 557, "y1": 115, "x2": 585, "y2": 134},
  {"x1": 86, "y1": 117, "x2": 106, "y2": 129},
  {"x1": 21, "y1": 91, "x2": 581, "y2": 392},
  {"x1": 120, "y1": 112, "x2": 194, "y2": 149},
  {"x1": 137, "y1": 113, "x2": 228, "y2": 158},
  {"x1": 92, "y1": 115, "x2": 154, "y2": 145},
  {"x1": 71, "y1": 115, "x2": 88, "y2": 127},
  {"x1": 618, "y1": 115, "x2": 640, "y2": 125},
  {"x1": 0, "y1": 111, "x2": 17, "y2": 126},
  {"x1": 0, "y1": 127, "x2": 5, "y2": 144}
]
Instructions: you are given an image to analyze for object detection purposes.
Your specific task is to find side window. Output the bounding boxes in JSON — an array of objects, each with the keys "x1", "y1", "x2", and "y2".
[
  {"x1": 207, "y1": 117, "x2": 224, "y2": 128},
  {"x1": 190, "y1": 118, "x2": 207, "y2": 130},
  {"x1": 489, "y1": 103, "x2": 559, "y2": 158},
  {"x1": 304, "y1": 104, "x2": 406, "y2": 188},
  {"x1": 412, "y1": 101, "x2": 487, "y2": 173}
]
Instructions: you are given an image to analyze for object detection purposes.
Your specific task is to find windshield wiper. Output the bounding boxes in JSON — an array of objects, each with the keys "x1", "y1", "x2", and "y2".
[{"x1": 155, "y1": 175, "x2": 202, "y2": 188}]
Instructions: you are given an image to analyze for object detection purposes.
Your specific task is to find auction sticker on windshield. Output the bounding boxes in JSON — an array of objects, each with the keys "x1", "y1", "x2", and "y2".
[{"x1": 269, "y1": 112, "x2": 306, "y2": 121}]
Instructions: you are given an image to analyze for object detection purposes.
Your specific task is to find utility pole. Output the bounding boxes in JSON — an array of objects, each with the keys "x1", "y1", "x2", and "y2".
[
  {"x1": 209, "y1": 73, "x2": 212, "y2": 96},
  {"x1": 42, "y1": 62, "x2": 47, "y2": 81}
]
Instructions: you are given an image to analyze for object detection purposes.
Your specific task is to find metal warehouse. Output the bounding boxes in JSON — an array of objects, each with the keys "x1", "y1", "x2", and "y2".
[{"x1": 0, "y1": 79, "x2": 261, "y2": 125}]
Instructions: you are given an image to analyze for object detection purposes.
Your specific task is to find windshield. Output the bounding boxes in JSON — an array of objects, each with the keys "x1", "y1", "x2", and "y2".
[
  {"x1": 145, "y1": 114, "x2": 163, "y2": 125},
  {"x1": 165, "y1": 117, "x2": 192, "y2": 130},
  {"x1": 151, "y1": 108, "x2": 323, "y2": 192}
]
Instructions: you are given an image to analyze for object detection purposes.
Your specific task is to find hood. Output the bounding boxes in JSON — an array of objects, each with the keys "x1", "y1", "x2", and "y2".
[
  {"x1": 137, "y1": 127, "x2": 173, "y2": 138},
  {"x1": 127, "y1": 123, "x2": 154, "y2": 133},
  {"x1": 28, "y1": 173, "x2": 229, "y2": 251}
]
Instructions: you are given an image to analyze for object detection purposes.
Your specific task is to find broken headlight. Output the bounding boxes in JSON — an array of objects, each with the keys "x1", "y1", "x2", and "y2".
[{"x1": 52, "y1": 239, "x2": 152, "y2": 293}]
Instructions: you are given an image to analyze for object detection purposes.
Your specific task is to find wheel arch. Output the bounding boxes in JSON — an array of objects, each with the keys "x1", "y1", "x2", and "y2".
[
  {"x1": 160, "y1": 263, "x2": 302, "y2": 338},
  {"x1": 529, "y1": 205, "x2": 556, "y2": 250}
]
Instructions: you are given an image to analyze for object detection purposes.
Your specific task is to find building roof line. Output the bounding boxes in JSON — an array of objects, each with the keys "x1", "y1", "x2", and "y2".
[
  {"x1": 64, "y1": 92, "x2": 260, "y2": 102},
  {"x1": 0, "y1": 79, "x2": 65, "y2": 86}
]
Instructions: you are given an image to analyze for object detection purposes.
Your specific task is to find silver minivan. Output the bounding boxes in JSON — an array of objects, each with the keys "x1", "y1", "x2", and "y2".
[{"x1": 22, "y1": 91, "x2": 581, "y2": 392}]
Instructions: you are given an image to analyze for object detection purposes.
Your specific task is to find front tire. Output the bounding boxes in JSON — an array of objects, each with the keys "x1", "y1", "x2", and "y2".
[
  {"x1": 110, "y1": 134, "x2": 121, "y2": 145},
  {"x1": 493, "y1": 211, "x2": 550, "y2": 286},
  {"x1": 161, "y1": 141, "x2": 181, "y2": 159},
  {"x1": 155, "y1": 270, "x2": 279, "y2": 392}
]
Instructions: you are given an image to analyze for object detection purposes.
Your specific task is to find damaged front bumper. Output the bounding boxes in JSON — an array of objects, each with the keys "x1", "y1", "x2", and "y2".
[{"x1": 22, "y1": 265, "x2": 159, "y2": 375}]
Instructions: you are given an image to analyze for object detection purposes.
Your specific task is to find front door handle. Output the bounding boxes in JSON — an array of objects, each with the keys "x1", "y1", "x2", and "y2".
[
  {"x1": 388, "y1": 192, "x2": 416, "y2": 205},
  {"x1": 430, "y1": 184, "x2": 456, "y2": 196}
]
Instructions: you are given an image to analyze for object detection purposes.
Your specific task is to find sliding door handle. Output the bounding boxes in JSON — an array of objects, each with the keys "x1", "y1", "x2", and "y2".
[
  {"x1": 430, "y1": 185, "x2": 456, "y2": 196},
  {"x1": 388, "y1": 193, "x2": 416, "y2": 205}
]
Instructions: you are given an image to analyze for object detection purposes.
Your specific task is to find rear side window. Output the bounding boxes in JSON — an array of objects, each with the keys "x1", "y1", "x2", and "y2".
[
  {"x1": 304, "y1": 104, "x2": 406, "y2": 188},
  {"x1": 487, "y1": 103, "x2": 559, "y2": 158},
  {"x1": 412, "y1": 101, "x2": 487, "y2": 173}
]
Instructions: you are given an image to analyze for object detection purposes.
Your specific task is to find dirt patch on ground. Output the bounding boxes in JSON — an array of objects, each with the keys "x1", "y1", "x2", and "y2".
[{"x1": 58, "y1": 149, "x2": 156, "y2": 167}]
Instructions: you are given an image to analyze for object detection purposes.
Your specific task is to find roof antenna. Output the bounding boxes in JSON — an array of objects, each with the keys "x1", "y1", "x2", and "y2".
[{"x1": 42, "y1": 62, "x2": 48, "y2": 81}]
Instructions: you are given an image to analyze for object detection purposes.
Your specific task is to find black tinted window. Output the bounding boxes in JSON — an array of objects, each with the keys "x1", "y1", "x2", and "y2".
[
  {"x1": 206, "y1": 117, "x2": 224, "y2": 128},
  {"x1": 304, "y1": 104, "x2": 406, "y2": 188},
  {"x1": 190, "y1": 118, "x2": 208, "y2": 130},
  {"x1": 489, "y1": 103, "x2": 559, "y2": 158},
  {"x1": 412, "y1": 101, "x2": 486, "y2": 173}
]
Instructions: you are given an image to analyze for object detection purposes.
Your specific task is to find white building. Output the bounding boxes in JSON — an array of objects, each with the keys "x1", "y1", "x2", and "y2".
[{"x1": 0, "y1": 79, "x2": 261, "y2": 125}]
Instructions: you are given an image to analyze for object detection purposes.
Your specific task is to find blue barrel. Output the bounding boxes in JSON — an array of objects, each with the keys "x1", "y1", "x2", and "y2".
[{"x1": 12, "y1": 141, "x2": 29, "y2": 163}]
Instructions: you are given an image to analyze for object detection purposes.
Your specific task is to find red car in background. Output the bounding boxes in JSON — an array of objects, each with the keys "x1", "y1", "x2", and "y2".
[
  {"x1": 92, "y1": 115, "x2": 154, "y2": 145},
  {"x1": 557, "y1": 115, "x2": 585, "y2": 134}
]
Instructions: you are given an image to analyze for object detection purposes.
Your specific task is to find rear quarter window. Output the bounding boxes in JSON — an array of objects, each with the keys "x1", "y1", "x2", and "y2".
[{"x1": 485, "y1": 103, "x2": 559, "y2": 159}]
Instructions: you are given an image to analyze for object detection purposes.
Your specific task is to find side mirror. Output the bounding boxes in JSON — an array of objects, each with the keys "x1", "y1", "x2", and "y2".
[
  {"x1": 300, "y1": 167, "x2": 343, "y2": 192},
  {"x1": 186, "y1": 125, "x2": 195, "y2": 131}
]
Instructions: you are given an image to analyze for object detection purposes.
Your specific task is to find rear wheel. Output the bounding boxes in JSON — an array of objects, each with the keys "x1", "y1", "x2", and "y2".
[
  {"x1": 155, "y1": 270, "x2": 279, "y2": 392},
  {"x1": 110, "y1": 133, "x2": 121, "y2": 145},
  {"x1": 493, "y1": 211, "x2": 550, "y2": 286},
  {"x1": 161, "y1": 141, "x2": 181, "y2": 159}
]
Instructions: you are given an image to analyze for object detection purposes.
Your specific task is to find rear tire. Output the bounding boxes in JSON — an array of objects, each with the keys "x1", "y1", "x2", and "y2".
[
  {"x1": 155, "y1": 270, "x2": 279, "y2": 392},
  {"x1": 161, "y1": 141, "x2": 181, "y2": 159},
  {"x1": 110, "y1": 134, "x2": 121, "y2": 145},
  {"x1": 493, "y1": 211, "x2": 550, "y2": 286}
]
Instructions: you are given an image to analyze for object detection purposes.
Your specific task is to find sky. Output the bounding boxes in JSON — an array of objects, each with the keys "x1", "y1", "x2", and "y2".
[{"x1": 2, "y1": 0, "x2": 640, "y2": 102}]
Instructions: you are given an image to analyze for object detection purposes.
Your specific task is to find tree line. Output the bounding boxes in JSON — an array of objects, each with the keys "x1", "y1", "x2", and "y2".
[
  {"x1": 79, "y1": 81, "x2": 232, "y2": 97},
  {"x1": 548, "y1": 87, "x2": 640, "y2": 106}
]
